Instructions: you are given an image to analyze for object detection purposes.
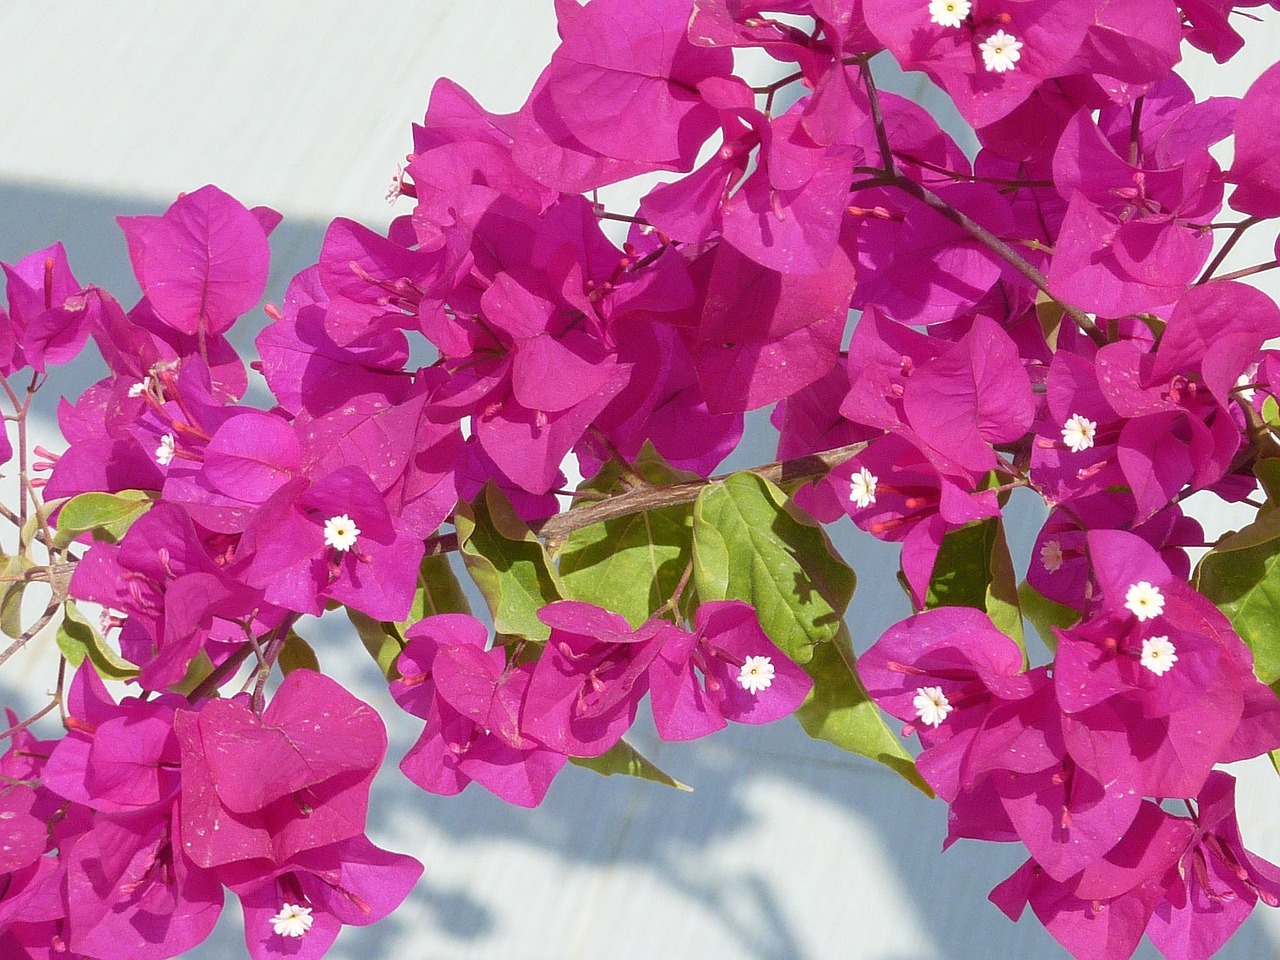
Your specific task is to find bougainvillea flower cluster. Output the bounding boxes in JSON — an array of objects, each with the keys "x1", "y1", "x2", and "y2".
[{"x1": 7, "y1": 1, "x2": 1280, "y2": 958}]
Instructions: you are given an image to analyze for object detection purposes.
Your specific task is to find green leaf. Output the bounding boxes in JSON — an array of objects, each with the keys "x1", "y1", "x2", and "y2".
[
  {"x1": 455, "y1": 483, "x2": 563, "y2": 641},
  {"x1": 1264, "y1": 395, "x2": 1280, "y2": 428},
  {"x1": 396, "y1": 553, "x2": 472, "y2": 634},
  {"x1": 927, "y1": 518, "x2": 1026, "y2": 660},
  {"x1": 55, "y1": 601, "x2": 138, "y2": 681},
  {"x1": 278, "y1": 630, "x2": 320, "y2": 675},
  {"x1": 692, "y1": 472, "x2": 855, "y2": 663},
  {"x1": 794, "y1": 625, "x2": 931, "y2": 796},
  {"x1": 167, "y1": 649, "x2": 215, "y2": 697},
  {"x1": 1197, "y1": 525, "x2": 1280, "y2": 685},
  {"x1": 561, "y1": 508, "x2": 692, "y2": 628},
  {"x1": 1256, "y1": 458, "x2": 1280, "y2": 507},
  {"x1": 1017, "y1": 582, "x2": 1080, "y2": 654},
  {"x1": 0, "y1": 556, "x2": 34, "y2": 639},
  {"x1": 560, "y1": 444, "x2": 696, "y2": 627},
  {"x1": 570, "y1": 738, "x2": 691, "y2": 791},
  {"x1": 53, "y1": 490, "x2": 154, "y2": 549},
  {"x1": 348, "y1": 608, "x2": 406, "y2": 680}
]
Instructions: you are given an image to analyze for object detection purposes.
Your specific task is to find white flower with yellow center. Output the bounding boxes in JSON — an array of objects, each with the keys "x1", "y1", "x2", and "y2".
[
  {"x1": 1140, "y1": 635, "x2": 1178, "y2": 676},
  {"x1": 270, "y1": 903, "x2": 314, "y2": 938},
  {"x1": 128, "y1": 376, "x2": 152, "y2": 398},
  {"x1": 1039, "y1": 539, "x2": 1064, "y2": 573},
  {"x1": 155, "y1": 434, "x2": 176, "y2": 466},
  {"x1": 323, "y1": 514, "x2": 361, "y2": 552},
  {"x1": 1061, "y1": 413, "x2": 1098, "y2": 453},
  {"x1": 849, "y1": 466, "x2": 878, "y2": 509},
  {"x1": 738, "y1": 655, "x2": 776, "y2": 694},
  {"x1": 913, "y1": 686, "x2": 953, "y2": 727},
  {"x1": 1124, "y1": 581, "x2": 1165, "y2": 622},
  {"x1": 980, "y1": 29, "x2": 1023, "y2": 72},
  {"x1": 928, "y1": 0, "x2": 971, "y2": 27}
]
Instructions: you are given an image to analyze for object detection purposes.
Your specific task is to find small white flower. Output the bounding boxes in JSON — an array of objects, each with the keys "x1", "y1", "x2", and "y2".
[
  {"x1": 1040, "y1": 539, "x2": 1064, "y2": 573},
  {"x1": 1140, "y1": 635, "x2": 1178, "y2": 676},
  {"x1": 128, "y1": 376, "x2": 151, "y2": 398},
  {"x1": 1060, "y1": 413, "x2": 1098, "y2": 453},
  {"x1": 1124, "y1": 581, "x2": 1165, "y2": 622},
  {"x1": 323, "y1": 514, "x2": 361, "y2": 552},
  {"x1": 980, "y1": 29, "x2": 1024, "y2": 73},
  {"x1": 928, "y1": 0, "x2": 971, "y2": 27},
  {"x1": 270, "y1": 903, "x2": 314, "y2": 938},
  {"x1": 738, "y1": 655, "x2": 776, "y2": 694},
  {"x1": 155, "y1": 434, "x2": 176, "y2": 466},
  {"x1": 849, "y1": 466, "x2": 878, "y2": 509},
  {"x1": 913, "y1": 686, "x2": 953, "y2": 727}
]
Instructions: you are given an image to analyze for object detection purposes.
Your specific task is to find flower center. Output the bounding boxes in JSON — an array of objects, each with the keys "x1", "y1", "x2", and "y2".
[
  {"x1": 912, "y1": 685, "x2": 953, "y2": 727},
  {"x1": 1060, "y1": 413, "x2": 1098, "y2": 453},
  {"x1": 323, "y1": 514, "x2": 361, "y2": 551},
  {"x1": 849, "y1": 466, "x2": 879, "y2": 509},
  {"x1": 1124, "y1": 581, "x2": 1165, "y2": 622},
  {"x1": 1140, "y1": 635, "x2": 1178, "y2": 676},
  {"x1": 928, "y1": 0, "x2": 971, "y2": 28},
  {"x1": 270, "y1": 903, "x2": 314, "y2": 938},
  {"x1": 979, "y1": 29, "x2": 1023, "y2": 73},
  {"x1": 737, "y1": 655, "x2": 776, "y2": 694}
]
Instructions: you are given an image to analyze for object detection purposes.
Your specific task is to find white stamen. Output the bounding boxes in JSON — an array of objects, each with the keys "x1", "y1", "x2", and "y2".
[
  {"x1": 155, "y1": 434, "x2": 175, "y2": 466},
  {"x1": 913, "y1": 686, "x2": 953, "y2": 727},
  {"x1": 1124, "y1": 581, "x2": 1165, "y2": 622},
  {"x1": 928, "y1": 0, "x2": 971, "y2": 27},
  {"x1": 270, "y1": 903, "x2": 314, "y2": 938},
  {"x1": 128, "y1": 376, "x2": 151, "y2": 398},
  {"x1": 849, "y1": 466, "x2": 878, "y2": 509},
  {"x1": 323, "y1": 514, "x2": 361, "y2": 552},
  {"x1": 1060, "y1": 413, "x2": 1098, "y2": 453},
  {"x1": 1140, "y1": 635, "x2": 1178, "y2": 676},
  {"x1": 980, "y1": 29, "x2": 1023, "y2": 72},
  {"x1": 1040, "y1": 539, "x2": 1064, "y2": 573},
  {"x1": 738, "y1": 655, "x2": 776, "y2": 694}
]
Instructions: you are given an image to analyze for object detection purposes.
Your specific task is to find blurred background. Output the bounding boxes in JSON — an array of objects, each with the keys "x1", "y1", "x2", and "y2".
[{"x1": 1, "y1": 3, "x2": 1279, "y2": 958}]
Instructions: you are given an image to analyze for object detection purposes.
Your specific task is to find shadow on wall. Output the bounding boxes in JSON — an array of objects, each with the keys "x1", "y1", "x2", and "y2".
[{"x1": 2, "y1": 178, "x2": 1278, "y2": 960}]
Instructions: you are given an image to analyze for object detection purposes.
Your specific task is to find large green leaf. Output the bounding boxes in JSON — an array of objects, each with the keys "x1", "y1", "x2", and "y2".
[
  {"x1": 278, "y1": 630, "x2": 321, "y2": 676},
  {"x1": 348, "y1": 608, "x2": 405, "y2": 680},
  {"x1": 927, "y1": 518, "x2": 1026, "y2": 659},
  {"x1": 455, "y1": 483, "x2": 563, "y2": 641},
  {"x1": 559, "y1": 442, "x2": 696, "y2": 626},
  {"x1": 397, "y1": 553, "x2": 472, "y2": 633},
  {"x1": 570, "y1": 738, "x2": 691, "y2": 791},
  {"x1": 0, "y1": 555, "x2": 34, "y2": 639},
  {"x1": 53, "y1": 490, "x2": 154, "y2": 549},
  {"x1": 692, "y1": 472, "x2": 855, "y2": 663},
  {"x1": 1017, "y1": 582, "x2": 1079, "y2": 654},
  {"x1": 795, "y1": 625, "x2": 931, "y2": 795},
  {"x1": 55, "y1": 601, "x2": 138, "y2": 681},
  {"x1": 1197, "y1": 520, "x2": 1280, "y2": 684}
]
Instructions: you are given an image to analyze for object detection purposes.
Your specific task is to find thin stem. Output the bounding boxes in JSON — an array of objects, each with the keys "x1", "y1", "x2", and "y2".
[
  {"x1": 859, "y1": 60, "x2": 897, "y2": 175},
  {"x1": 0, "y1": 698, "x2": 59, "y2": 743},
  {"x1": 893, "y1": 152, "x2": 1054, "y2": 189},
  {"x1": 888, "y1": 176, "x2": 1105, "y2": 344},
  {"x1": 0, "y1": 598, "x2": 62, "y2": 669},
  {"x1": 1197, "y1": 216, "x2": 1262, "y2": 284},
  {"x1": 1212, "y1": 259, "x2": 1280, "y2": 284},
  {"x1": 1127, "y1": 96, "x2": 1144, "y2": 167},
  {"x1": 186, "y1": 644, "x2": 254, "y2": 704}
]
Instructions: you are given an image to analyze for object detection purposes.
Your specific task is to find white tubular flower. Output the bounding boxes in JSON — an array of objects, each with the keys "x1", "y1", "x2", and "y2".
[
  {"x1": 849, "y1": 466, "x2": 878, "y2": 509},
  {"x1": 155, "y1": 434, "x2": 176, "y2": 466},
  {"x1": 1124, "y1": 581, "x2": 1165, "y2": 622},
  {"x1": 323, "y1": 514, "x2": 361, "y2": 552},
  {"x1": 1140, "y1": 635, "x2": 1178, "y2": 676},
  {"x1": 128, "y1": 376, "x2": 151, "y2": 398},
  {"x1": 738, "y1": 655, "x2": 776, "y2": 694},
  {"x1": 270, "y1": 903, "x2": 314, "y2": 938},
  {"x1": 913, "y1": 686, "x2": 953, "y2": 727},
  {"x1": 1039, "y1": 539, "x2": 1064, "y2": 573},
  {"x1": 980, "y1": 29, "x2": 1023, "y2": 72},
  {"x1": 1060, "y1": 413, "x2": 1098, "y2": 453},
  {"x1": 928, "y1": 0, "x2": 971, "y2": 27}
]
